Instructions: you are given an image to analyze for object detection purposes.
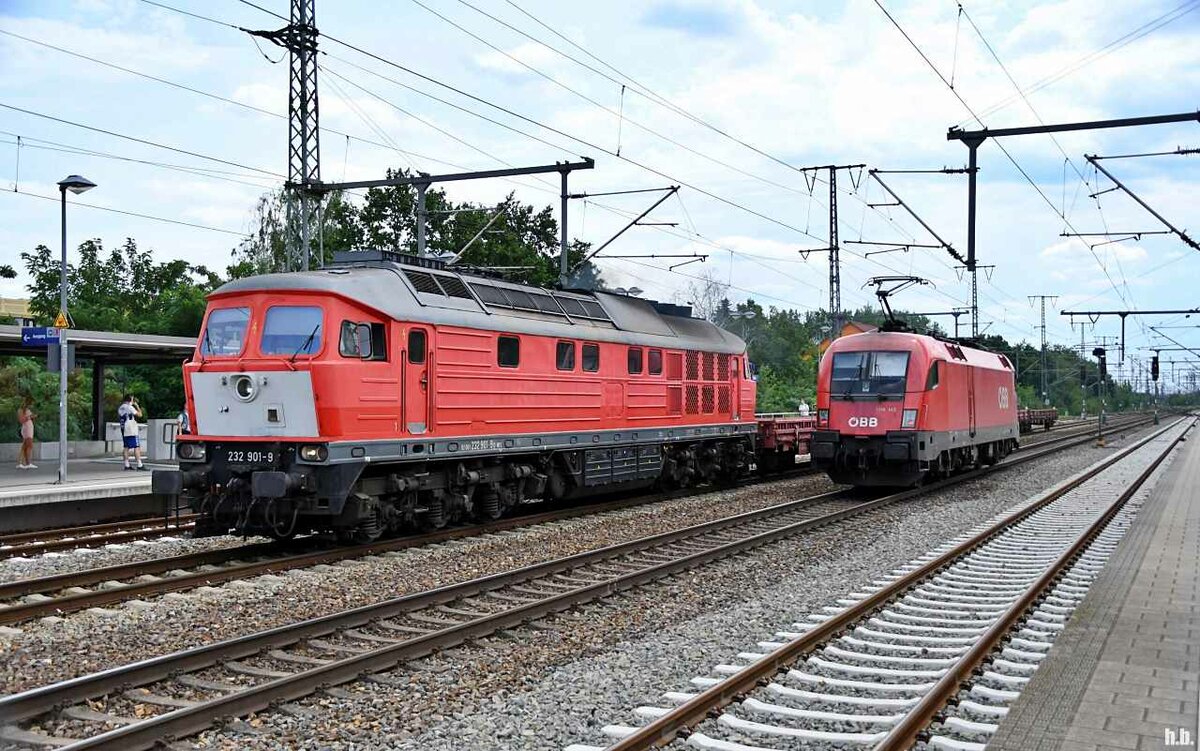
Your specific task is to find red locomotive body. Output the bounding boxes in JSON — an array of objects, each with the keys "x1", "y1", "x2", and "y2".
[
  {"x1": 811, "y1": 331, "x2": 1019, "y2": 486},
  {"x1": 155, "y1": 253, "x2": 758, "y2": 540}
]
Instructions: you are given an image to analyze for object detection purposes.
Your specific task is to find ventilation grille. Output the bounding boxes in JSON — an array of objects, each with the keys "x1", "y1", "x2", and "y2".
[
  {"x1": 405, "y1": 270, "x2": 442, "y2": 295},
  {"x1": 702, "y1": 352, "x2": 715, "y2": 381},
  {"x1": 701, "y1": 385, "x2": 715, "y2": 414},
  {"x1": 717, "y1": 354, "x2": 730, "y2": 381},
  {"x1": 470, "y1": 283, "x2": 510, "y2": 306},
  {"x1": 717, "y1": 385, "x2": 731, "y2": 413},
  {"x1": 685, "y1": 351, "x2": 700, "y2": 381},
  {"x1": 463, "y1": 281, "x2": 610, "y2": 323},
  {"x1": 685, "y1": 385, "x2": 700, "y2": 415},
  {"x1": 438, "y1": 275, "x2": 472, "y2": 299}
]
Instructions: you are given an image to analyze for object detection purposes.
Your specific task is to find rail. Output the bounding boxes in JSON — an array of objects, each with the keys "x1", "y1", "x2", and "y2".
[{"x1": 603, "y1": 416, "x2": 1190, "y2": 750}]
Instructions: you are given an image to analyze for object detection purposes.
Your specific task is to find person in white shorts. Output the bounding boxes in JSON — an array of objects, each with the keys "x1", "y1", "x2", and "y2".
[{"x1": 118, "y1": 394, "x2": 146, "y2": 471}]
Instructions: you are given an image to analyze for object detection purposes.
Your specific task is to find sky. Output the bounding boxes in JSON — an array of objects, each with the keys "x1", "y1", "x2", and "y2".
[{"x1": 0, "y1": 0, "x2": 1197, "y2": 387}]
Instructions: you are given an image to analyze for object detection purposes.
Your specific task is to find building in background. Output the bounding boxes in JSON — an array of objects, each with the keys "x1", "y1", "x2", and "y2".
[
  {"x1": 0, "y1": 298, "x2": 33, "y2": 326},
  {"x1": 818, "y1": 320, "x2": 878, "y2": 354}
]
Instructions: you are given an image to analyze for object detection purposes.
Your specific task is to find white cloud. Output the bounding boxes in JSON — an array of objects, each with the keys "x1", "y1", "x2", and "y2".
[{"x1": 473, "y1": 42, "x2": 560, "y2": 76}]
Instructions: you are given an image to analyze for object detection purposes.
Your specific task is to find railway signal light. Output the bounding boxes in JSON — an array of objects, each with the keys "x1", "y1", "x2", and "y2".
[
  {"x1": 1151, "y1": 355, "x2": 1159, "y2": 381},
  {"x1": 1092, "y1": 347, "x2": 1107, "y2": 388}
]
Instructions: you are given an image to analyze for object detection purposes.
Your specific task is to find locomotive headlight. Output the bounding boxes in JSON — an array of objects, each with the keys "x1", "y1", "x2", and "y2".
[
  {"x1": 299, "y1": 444, "x2": 328, "y2": 462},
  {"x1": 177, "y1": 442, "x2": 206, "y2": 460},
  {"x1": 901, "y1": 409, "x2": 918, "y2": 429},
  {"x1": 817, "y1": 409, "x2": 829, "y2": 427},
  {"x1": 232, "y1": 374, "x2": 257, "y2": 402}
]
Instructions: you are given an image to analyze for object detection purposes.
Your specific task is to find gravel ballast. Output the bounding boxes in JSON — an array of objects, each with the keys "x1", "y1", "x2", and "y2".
[
  {"x1": 0, "y1": 472, "x2": 837, "y2": 693},
  {"x1": 177, "y1": 427, "x2": 1158, "y2": 750},
  {"x1": 0, "y1": 534, "x2": 261, "y2": 586}
]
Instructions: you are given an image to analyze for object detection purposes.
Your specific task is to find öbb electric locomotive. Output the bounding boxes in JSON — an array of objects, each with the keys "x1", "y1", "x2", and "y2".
[
  {"x1": 811, "y1": 331, "x2": 1020, "y2": 486},
  {"x1": 153, "y1": 251, "x2": 780, "y2": 541}
]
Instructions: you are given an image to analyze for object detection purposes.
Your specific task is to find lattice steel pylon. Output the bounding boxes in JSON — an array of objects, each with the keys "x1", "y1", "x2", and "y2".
[
  {"x1": 827, "y1": 169, "x2": 841, "y2": 340},
  {"x1": 287, "y1": 0, "x2": 320, "y2": 271},
  {"x1": 246, "y1": 0, "x2": 321, "y2": 271}
]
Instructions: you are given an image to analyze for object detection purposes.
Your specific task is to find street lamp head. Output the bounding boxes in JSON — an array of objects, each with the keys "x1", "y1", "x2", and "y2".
[{"x1": 57, "y1": 175, "x2": 97, "y2": 195}]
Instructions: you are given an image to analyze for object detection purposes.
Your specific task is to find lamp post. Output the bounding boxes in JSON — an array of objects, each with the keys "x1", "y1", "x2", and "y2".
[
  {"x1": 729, "y1": 309, "x2": 757, "y2": 343},
  {"x1": 56, "y1": 175, "x2": 96, "y2": 484}
]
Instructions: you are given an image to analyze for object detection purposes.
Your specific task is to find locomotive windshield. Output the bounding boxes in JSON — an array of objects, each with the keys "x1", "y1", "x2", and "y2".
[
  {"x1": 831, "y1": 351, "x2": 909, "y2": 397},
  {"x1": 200, "y1": 307, "x2": 250, "y2": 356},
  {"x1": 262, "y1": 306, "x2": 324, "y2": 356}
]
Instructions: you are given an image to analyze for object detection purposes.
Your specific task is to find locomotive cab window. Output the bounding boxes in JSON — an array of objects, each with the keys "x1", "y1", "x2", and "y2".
[
  {"x1": 261, "y1": 305, "x2": 323, "y2": 356},
  {"x1": 925, "y1": 360, "x2": 940, "y2": 390},
  {"x1": 556, "y1": 341, "x2": 575, "y2": 370},
  {"x1": 628, "y1": 347, "x2": 643, "y2": 374},
  {"x1": 408, "y1": 329, "x2": 426, "y2": 364},
  {"x1": 648, "y1": 349, "x2": 663, "y2": 375},
  {"x1": 200, "y1": 306, "x2": 250, "y2": 357},
  {"x1": 582, "y1": 343, "x2": 600, "y2": 372},
  {"x1": 340, "y1": 321, "x2": 387, "y2": 361},
  {"x1": 831, "y1": 351, "x2": 909, "y2": 398},
  {"x1": 498, "y1": 336, "x2": 520, "y2": 368}
]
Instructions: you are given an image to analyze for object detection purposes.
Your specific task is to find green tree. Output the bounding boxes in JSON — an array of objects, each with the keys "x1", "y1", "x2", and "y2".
[{"x1": 16, "y1": 238, "x2": 222, "y2": 427}]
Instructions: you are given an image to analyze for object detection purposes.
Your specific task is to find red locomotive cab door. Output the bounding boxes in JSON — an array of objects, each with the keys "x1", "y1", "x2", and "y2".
[
  {"x1": 404, "y1": 327, "x2": 430, "y2": 435},
  {"x1": 731, "y1": 356, "x2": 741, "y2": 421},
  {"x1": 967, "y1": 373, "x2": 977, "y2": 438}
]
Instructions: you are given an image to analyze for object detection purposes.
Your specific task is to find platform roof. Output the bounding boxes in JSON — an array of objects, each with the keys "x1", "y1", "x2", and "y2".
[{"x1": 0, "y1": 324, "x2": 195, "y2": 364}]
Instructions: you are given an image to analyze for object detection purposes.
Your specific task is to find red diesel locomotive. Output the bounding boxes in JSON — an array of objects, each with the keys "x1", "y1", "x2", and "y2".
[
  {"x1": 154, "y1": 252, "x2": 769, "y2": 541},
  {"x1": 811, "y1": 330, "x2": 1020, "y2": 486}
]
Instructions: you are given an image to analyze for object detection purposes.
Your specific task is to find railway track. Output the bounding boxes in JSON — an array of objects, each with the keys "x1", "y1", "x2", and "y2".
[
  {"x1": 0, "y1": 516, "x2": 197, "y2": 561},
  {"x1": 0, "y1": 416, "x2": 1165, "y2": 749},
  {"x1": 0, "y1": 414, "x2": 1148, "y2": 626},
  {"x1": 567, "y1": 416, "x2": 1192, "y2": 751},
  {"x1": 0, "y1": 411, "x2": 1124, "y2": 563}
]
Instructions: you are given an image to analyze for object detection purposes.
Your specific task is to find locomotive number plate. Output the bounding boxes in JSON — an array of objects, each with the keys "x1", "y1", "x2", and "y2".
[
  {"x1": 213, "y1": 443, "x2": 284, "y2": 467},
  {"x1": 227, "y1": 449, "x2": 276, "y2": 464}
]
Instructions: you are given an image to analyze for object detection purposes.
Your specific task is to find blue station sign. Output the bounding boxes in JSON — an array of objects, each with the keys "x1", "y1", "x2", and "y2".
[{"x1": 21, "y1": 327, "x2": 60, "y2": 346}]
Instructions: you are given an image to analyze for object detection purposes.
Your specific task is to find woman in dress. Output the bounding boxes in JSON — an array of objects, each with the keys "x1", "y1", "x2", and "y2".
[{"x1": 17, "y1": 395, "x2": 36, "y2": 469}]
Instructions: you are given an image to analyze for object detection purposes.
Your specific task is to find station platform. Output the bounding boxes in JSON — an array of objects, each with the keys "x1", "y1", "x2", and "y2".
[
  {"x1": 0, "y1": 457, "x2": 175, "y2": 533},
  {"x1": 989, "y1": 426, "x2": 1200, "y2": 751}
]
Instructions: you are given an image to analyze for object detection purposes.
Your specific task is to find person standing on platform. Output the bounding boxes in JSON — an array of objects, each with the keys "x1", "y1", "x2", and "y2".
[
  {"x1": 16, "y1": 395, "x2": 36, "y2": 469},
  {"x1": 118, "y1": 394, "x2": 146, "y2": 471}
]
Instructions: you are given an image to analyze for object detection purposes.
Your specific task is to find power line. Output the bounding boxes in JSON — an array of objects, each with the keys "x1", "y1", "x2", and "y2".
[
  {"x1": 173, "y1": 0, "x2": 953, "y2": 303},
  {"x1": 0, "y1": 132, "x2": 276, "y2": 188},
  {"x1": 138, "y1": 0, "x2": 1037, "y2": 332},
  {"x1": 4, "y1": 188, "x2": 251, "y2": 236},
  {"x1": 407, "y1": 0, "x2": 815, "y2": 199},
  {"x1": 962, "y1": 0, "x2": 1200, "y2": 126},
  {"x1": 873, "y1": 0, "x2": 1135, "y2": 316},
  {"x1": 220, "y1": 2, "x2": 827, "y2": 238},
  {"x1": 0, "y1": 101, "x2": 284, "y2": 178},
  {"x1": 0, "y1": 26, "x2": 478, "y2": 172}
]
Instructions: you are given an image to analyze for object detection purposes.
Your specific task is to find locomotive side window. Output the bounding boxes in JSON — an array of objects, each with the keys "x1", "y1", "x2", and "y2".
[
  {"x1": 648, "y1": 349, "x2": 663, "y2": 375},
  {"x1": 200, "y1": 306, "x2": 250, "y2": 356},
  {"x1": 628, "y1": 347, "x2": 643, "y2": 374},
  {"x1": 262, "y1": 306, "x2": 323, "y2": 356},
  {"x1": 407, "y1": 329, "x2": 426, "y2": 364},
  {"x1": 498, "y1": 336, "x2": 520, "y2": 368},
  {"x1": 925, "y1": 360, "x2": 940, "y2": 390},
  {"x1": 556, "y1": 341, "x2": 575, "y2": 370},
  {"x1": 582, "y1": 343, "x2": 600, "y2": 372},
  {"x1": 340, "y1": 321, "x2": 388, "y2": 361}
]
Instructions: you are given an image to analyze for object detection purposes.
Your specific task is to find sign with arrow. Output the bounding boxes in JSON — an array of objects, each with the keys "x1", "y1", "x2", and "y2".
[{"x1": 21, "y1": 327, "x2": 59, "y2": 346}]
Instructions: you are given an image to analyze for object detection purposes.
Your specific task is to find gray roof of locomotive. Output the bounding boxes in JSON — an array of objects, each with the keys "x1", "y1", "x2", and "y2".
[{"x1": 211, "y1": 259, "x2": 747, "y2": 355}]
